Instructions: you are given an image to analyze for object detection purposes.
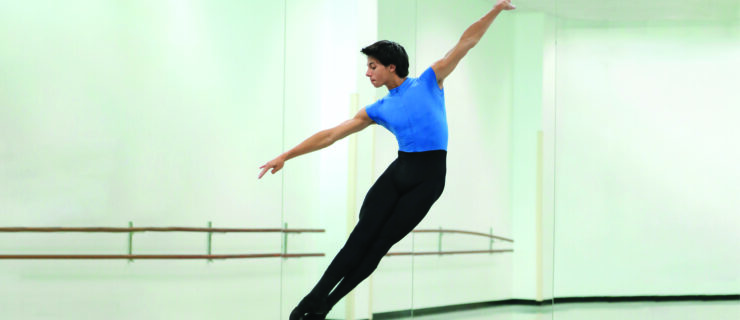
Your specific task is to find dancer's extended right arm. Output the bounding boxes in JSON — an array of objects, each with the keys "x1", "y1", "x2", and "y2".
[{"x1": 258, "y1": 108, "x2": 374, "y2": 179}]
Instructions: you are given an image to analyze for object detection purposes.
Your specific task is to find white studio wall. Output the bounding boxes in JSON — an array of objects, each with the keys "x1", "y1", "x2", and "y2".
[
  {"x1": 1, "y1": 1, "x2": 287, "y2": 319},
  {"x1": 552, "y1": 20, "x2": 740, "y2": 297}
]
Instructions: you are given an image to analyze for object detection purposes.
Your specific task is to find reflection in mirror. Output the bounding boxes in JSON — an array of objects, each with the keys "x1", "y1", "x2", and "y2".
[{"x1": 550, "y1": 0, "x2": 740, "y2": 319}]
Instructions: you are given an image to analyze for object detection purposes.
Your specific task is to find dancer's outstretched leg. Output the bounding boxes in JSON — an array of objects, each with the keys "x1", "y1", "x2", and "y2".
[
  {"x1": 290, "y1": 161, "x2": 401, "y2": 320},
  {"x1": 324, "y1": 175, "x2": 445, "y2": 310}
]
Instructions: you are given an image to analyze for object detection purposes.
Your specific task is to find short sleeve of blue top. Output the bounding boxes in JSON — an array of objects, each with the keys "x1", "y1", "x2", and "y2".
[{"x1": 365, "y1": 66, "x2": 448, "y2": 152}]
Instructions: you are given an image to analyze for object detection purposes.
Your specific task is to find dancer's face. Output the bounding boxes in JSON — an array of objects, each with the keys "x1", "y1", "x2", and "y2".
[{"x1": 365, "y1": 57, "x2": 396, "y2": 88}]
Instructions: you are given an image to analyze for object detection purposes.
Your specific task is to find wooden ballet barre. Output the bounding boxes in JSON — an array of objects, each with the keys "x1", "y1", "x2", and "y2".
[
  {"x1": 0, "y1": 223, "x2": 325, "y2": 261},
  {"x1": 386, "y1": 249, "x2": 513, "y2": 257},
  {"x1": 412, "y1": 229, "x2": 513, "y2": 242},
  {"x1": 387, "y1": 228, "x2": 514, "y2": 256},
  {"x1": 0, "y1": 227, "x2": 324, "y2": 233},
  {"x1": 0, "y1": 253, "x2": 325, "y2": 260}
]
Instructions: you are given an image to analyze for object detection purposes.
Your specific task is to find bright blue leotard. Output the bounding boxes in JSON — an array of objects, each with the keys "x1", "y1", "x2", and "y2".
[{"x1": 365, "y1": 66, "x2": 448, "y2": 152}]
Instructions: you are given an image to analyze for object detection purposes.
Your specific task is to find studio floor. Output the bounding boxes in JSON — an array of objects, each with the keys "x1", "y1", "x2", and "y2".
[{"x1": 400, "y1": 300, "x2": 740, "y2": 320}]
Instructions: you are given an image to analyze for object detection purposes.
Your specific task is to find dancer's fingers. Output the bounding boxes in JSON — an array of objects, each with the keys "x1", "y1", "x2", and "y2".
[{"x1": 258, "y1": 166, "x2": 270, "y2": 179}]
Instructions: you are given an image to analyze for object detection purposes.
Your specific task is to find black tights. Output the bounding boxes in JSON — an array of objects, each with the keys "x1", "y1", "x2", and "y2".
[{"x1": 301, "y1": 150, "x2": 446, "y2": 314}]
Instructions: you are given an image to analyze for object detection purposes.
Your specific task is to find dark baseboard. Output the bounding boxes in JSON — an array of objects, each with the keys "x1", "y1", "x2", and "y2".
[
  {"x1": 365, "y1": 294, "x2": 740, "y2": 320},
  {"x1": 553, "y1": 294, "x2": 740, "y2": 304}
]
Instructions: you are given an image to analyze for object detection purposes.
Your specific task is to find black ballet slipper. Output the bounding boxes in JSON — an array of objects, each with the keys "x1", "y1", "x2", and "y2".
[
  {"x1": 289, "y1": 307, "x2": 307, "y2": 320},
  {"x1": 303, "y1": 299, "x2": 330, "y2": 320},
  {"x1": 289, "y1": 293, "x2": 327, "y2": 320}
]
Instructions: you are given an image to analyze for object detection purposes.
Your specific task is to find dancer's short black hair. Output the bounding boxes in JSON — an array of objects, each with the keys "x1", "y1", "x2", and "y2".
[{"x1": 361, "y1": 40, "x2": 409, "y2": 78}]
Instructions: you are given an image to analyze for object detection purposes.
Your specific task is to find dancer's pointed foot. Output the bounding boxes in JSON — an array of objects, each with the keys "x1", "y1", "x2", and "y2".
[
  {"x1": 303, "y1": 300, "x2": 329, "y2": 320},
  {"x1": 289, "y1": 293, "x2": 328, "y2": 320},
  {"x1": 288, "y1": 307, "x2": 305, "y2": 320}
]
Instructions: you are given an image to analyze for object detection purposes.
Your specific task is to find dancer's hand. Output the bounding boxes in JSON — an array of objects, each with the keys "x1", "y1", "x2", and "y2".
[
  {"x1": 495, "y1": 0, "x2": 516, "y2": 11},
  {"x1": 258, "y1": 156, "x2": 285, "y2": 179}
]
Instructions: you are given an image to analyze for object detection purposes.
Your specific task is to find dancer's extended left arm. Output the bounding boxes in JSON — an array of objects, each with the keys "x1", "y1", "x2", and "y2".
[
  {"x1": 257, "y1": 108, "x2": 373, "y2": 179},
  {"x1": 431, "y1": 0, "x2": 516, "y2": 88}
]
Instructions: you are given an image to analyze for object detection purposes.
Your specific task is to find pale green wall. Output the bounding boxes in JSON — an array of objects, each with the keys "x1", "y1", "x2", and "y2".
[
  {"x1": 511, "y1": 11, "x2": 552, "y2": 301},
  {"x1": 552, "y1": 20, "x2": 740, "y2": 297},
  {"x1": 1, "y1": 1, "x2": 286, "y2": 319}
]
